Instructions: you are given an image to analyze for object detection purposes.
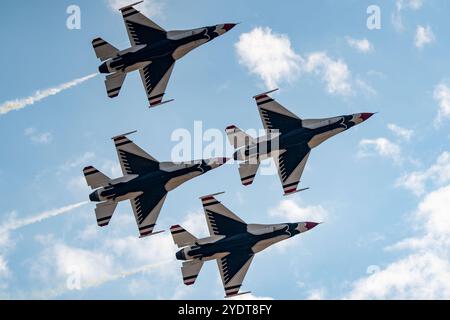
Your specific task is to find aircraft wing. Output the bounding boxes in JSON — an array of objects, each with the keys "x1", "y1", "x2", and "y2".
[
  {"x1": 254, "y1": 90, "x2": 303, "y2": 134},
  {"x1": 138, "y1": 58, "x2": 175, "y2": 107},
  {"x1": 130, "y1": 187, "x2": 167, "y2": 237},
  {"x1": 112, "y1": 132, "x2": 160, "y2": 176},
  {"x1": 200, "y1": 193, "x2": 247, "y2": 236},
  {"x1": 277, "y1": 146, "x2": 311, "y2": 195},
  {"x1": 119, "y1": 2, "x2": 167, "y2": 46},
  {"x1": 217, "y1": 251, "x2": 254, "y2": 298}
]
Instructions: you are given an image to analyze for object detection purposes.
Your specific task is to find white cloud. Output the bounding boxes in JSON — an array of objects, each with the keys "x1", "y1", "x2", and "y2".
[
  {"x1": 24, "y1": 128, "x2": 53, "y2": 144},
  {"x1": 392, "y1": 0, "x2": 424, "y2": 31},
  {"x1": 414, "y1": 25, "x2": 435, "y2": 49},
  {"x1": 346, "y1": 37, "x2": 374, "y2": 53},
  {"x1": 0, "y1": 256, "x2": 9, "y2": 279},
  {"x1": 236, "y1": 27, "x2": 368, "y2": 97},
  {"x1": 229, "y1": 293, "x2": 274, "y2": 300},
  {"x1": 396, "y1": 152, "x2": 450, "y2": 196},
  {"x1": 269, "y1": 198, "x2": 328, "y2": 223},
  {"x1": 0, "y1": 74, "x2": 97, "y2": 115},
  {"x1": 307, "y1": 288, "x2": 326, "y2": 300},
  {"x1": 303, "y1": 52, "x2": 353, "y2": 96},
  {"x1": 235, "y1": 27, "x2": 302, "y2": 89},
  {"x1": 346, "y1": 183, "x2": 450, "y2": 299},
  {"x1": 0, "y1": 201, "x2": 88, "y2": 234},
  {"x1": 433, "y1": 82, "x2": 450, "y2": 124},
  {"x1": 358, "y1": 138, "x2": 402, "y2": 163},
  {"x1": 106, "y1": 0, "x2": 164, "y2": 19},
  {"x1": 387, "y1": 123, "x2": 414, "y2": 141}
]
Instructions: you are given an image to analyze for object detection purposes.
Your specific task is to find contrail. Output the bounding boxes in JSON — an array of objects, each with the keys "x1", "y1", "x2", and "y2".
[
  {"x1": 17, "y1": 260, "x2": 175, "y2": 299},
  {"x1": 0, "y1": 73, "x2": 98, "y2": 115},
  {"x1": 83, "y1": 260, "x2": 175, "y2": 289},
  {"x1": 0, "y1": 201, "x2": 88, "y2": 234}
]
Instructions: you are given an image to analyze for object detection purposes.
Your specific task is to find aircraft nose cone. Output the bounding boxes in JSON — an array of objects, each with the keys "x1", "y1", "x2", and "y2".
[
  {"x1": 304, "y1": 222, "x2": 320, "y2": 230},
  {"x1": 360, "y1": 113, "x2": 375, "y2": 122},
  {"x1": 223, "y1": 23, "x2": 237, "y2": 32}
]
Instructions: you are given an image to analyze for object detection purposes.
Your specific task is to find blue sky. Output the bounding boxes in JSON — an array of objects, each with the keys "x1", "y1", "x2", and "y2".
[{"x1": 1, "y1": 0, "x2": 450, "y2": 299}]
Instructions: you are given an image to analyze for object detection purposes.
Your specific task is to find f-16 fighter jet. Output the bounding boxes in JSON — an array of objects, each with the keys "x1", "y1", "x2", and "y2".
[
  {"x1": 226, "y1": 89, "x2": 375, "y2": 196},
  {"x1": 92, "y1": 1, "x2": 237, "y2": 107},
  {"x1": 83, "y1": 131, "x2": 227, "y2": 238},
  {"x1": 171, "y1": 192, "x2": 320, "y2": 298}
]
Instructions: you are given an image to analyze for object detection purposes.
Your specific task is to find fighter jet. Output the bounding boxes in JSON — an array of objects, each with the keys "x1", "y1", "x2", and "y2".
[
  {"x1": 92, "y1": 0, "x2": 237, "y2": 107},
  {"x1": 226, "y1": 89, "x2": 375, "y2": 196},
  {"x1": 83, "y1": 131, "x2": 227, "y2": 238},
  {"x1": 171, "y1": 192, "x2": 320, "y2": 298}
]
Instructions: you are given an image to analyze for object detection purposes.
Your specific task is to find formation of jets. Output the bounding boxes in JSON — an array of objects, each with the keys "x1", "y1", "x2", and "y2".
[
  {"x1": 93, "y1": 0, "x2": 236, "y2": 107},
  {"x1": 85, "y1": 1, "x2": 375, "y2": 298}
]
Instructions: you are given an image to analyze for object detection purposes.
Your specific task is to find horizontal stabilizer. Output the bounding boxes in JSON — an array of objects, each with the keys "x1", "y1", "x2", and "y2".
[
  {"x1": 105, "y1": 72, "x2": 126, "y2": 98},
  {"x1": 92, "y1": 37, "x2": 119, "y2": 61},
  {"x1": 95, "y1": 202, "x2": 117, "y2": 227},
  {"x1": 225, "y1": 125, "x2": 255, "y2": 149},
  {"x1": 83, "y1": 166, "x2": 111, "y2": 189},
  {"x1": 239, "y1": 161, "x2": 260, "y2": 186},
  {"x1": 181, "y1": 260, "x2": 204, "y2": 286},
  {"x1": 170, "y1": 225, "x2": 198, "y2": 248}
]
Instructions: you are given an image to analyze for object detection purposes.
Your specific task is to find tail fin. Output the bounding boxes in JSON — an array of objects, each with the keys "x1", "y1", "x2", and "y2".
[
  {"x1": 105, "y1": 72, "x2": 126, "y2": 98},
  {"x1": 92, "y1": 38, "x2": 119, "y2": 61},
  {"x1": 83, "y1": 166, "x2": 111, "y2": 189},
  {"x1": 170, "y1": 225, "x2": 198, "y2": 248},
  {"x1": 181, "y1": 260, "x2": 204, "y2": 286},
  {"x1": 95, "y1": 201, "x2": 117, "y2": 227},
  {"x1": 226, "y1": 125, "x2": 255, "y2": 149}
]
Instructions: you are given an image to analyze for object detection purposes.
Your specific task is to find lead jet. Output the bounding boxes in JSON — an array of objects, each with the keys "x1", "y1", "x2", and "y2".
[
  {"x1": 226, "y1": 89, "x2": 375, "y2": 196},
  {"x1": 92, "y1": 0, "x2": 237, "y2": 107},
  {"x1": 83, "y1": 131, "x2": 227, "y2": 238},
  {"x1": 171, "y1": 192, "x2": 320, "y2": 298}
]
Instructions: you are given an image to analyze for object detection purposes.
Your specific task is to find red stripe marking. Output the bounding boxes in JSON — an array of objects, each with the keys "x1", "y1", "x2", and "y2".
[
  {"x1": 170, "y1": 225, "x2": 181, "y2": 230},
  {"x1": 284, "y1": 188, "x2": 297, "y2": 194},
  {"x1": 184, "y1": 281, "x2": 195, "y2": 285},
  {"x1": 202, "y1": 196, "x2": 215, "y2": 201},
  {"x1": 255, "y1": 94, "x2": 268, "y2": 101}
]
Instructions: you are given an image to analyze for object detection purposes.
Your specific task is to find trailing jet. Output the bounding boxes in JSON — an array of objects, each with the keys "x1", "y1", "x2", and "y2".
[
  {"x1": 92, "y1": 0, "x2": 237, "y2": 107},
  {"x1": 83, "y1": 131, "x2": 227, "y2": 238},
  {"x1": 226, "y1": 89, "x2": 375, "y2": 196},
  {"x1": 171, "y1": 192, "x2": 320, "y2": 298}
]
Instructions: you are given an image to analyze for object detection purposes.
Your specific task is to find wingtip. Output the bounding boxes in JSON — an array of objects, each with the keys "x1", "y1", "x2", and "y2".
[
  {"x1": 253, "y1": 88, "x2": 279, "y2": 99},
  {"x1": 119, "y1": 0, "x2": 143, "y2": 11},
  {"x1": 111, "y1": 130, "x2": 138, "y2": 140},
  {"x1": 200, "y1": 192, "x2": 225, "y2": 200}
]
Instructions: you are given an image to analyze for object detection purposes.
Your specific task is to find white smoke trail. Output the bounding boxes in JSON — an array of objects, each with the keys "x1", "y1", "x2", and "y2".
[
  {"x1": 82, "y1": 259, "x2": 175, "y2": 289},
  {"x1": 0, "y1": 73, "x2": 98, "y2": 115},
  {"x1": 0, "y1": 201, "x2": 88, "y2": 234},
  {"x1": 17, "y1": 260, "x2": 175, "y2": 299}
]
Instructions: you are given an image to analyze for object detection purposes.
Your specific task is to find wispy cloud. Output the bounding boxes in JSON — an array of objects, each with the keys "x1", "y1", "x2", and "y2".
[
  {"x1": 106, "y1": 0, "x2": 164, "y2": 19},
  {"x1": 0, "y1": 74, "x2": 97, "y2": 115},
  {"x1": 415, "y1": 25, "x2": 435, "y2": 49},
  {"x1": 433, "y1": 82, "x2": 450, "y2": 124},
  {"x1": 358, "y1": 138, "x2": 402, "y2": 163},
  {"x1": 388, "y1": 123, "x2": 414, "y2": 141},
  {"x1": 235, "y1": 27, "x2": 368, "y2": 96},
  {"x1": 303, "y1": 52, "x2": 353, "y2": 96},
  {"x1": 346, "y1": 182, "x2": 450, "y2": 299},
  {"x1": 392, "y1": 0, "x2": 424, "y2": 32},
  {"x1": 396, "y1": 151, "x2": 450, "y2": 196},
  {"x1": 24, "y1": 128, "x2": 53, "y2": 145},
  {"x1": 346, "y1": 37, "x2": 374, "y2": 53},
  {"x1": 0, "y1": 201, "x2": 88, "y2": 234}
]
